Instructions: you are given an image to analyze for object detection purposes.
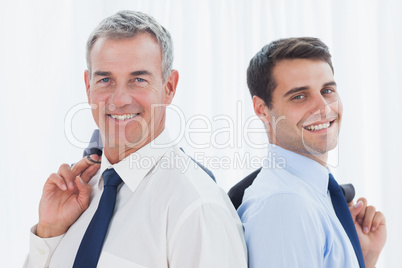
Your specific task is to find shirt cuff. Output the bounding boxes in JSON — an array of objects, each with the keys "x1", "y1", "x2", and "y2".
[{"x1": 28, "y1": 224, "x2": 64, "y2": 267}]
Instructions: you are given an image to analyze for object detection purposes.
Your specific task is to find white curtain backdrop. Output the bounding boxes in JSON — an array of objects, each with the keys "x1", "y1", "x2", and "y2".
[{"x1": 1, "y1": 0, "x2": 400, "y2": 266}]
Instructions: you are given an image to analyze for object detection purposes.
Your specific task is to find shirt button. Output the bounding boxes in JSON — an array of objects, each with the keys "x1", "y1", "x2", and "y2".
[{"x1": 38, "y1": 248, "x2": 45, "y2": 255}]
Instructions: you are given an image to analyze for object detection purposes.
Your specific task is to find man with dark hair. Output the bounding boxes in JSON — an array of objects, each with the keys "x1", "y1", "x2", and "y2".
[
  {"x1": 24, "y1": 10, "x2": 247, "y2": 268},
  {"x1": 238, "y1": 37, "x2": 386, "y2": 267}
]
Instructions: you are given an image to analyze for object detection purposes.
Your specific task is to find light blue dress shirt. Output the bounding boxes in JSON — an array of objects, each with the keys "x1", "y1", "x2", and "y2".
[{"x1": 238, "y1": 144, "x2": 359, "y2": 267}]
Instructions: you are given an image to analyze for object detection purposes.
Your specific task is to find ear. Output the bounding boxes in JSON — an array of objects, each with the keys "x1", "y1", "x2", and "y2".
[
  {"x1": 163, "y1": 69, "x2": 179, "y2": 105},
  {"x1": 84, "y1": 70, "x2": 91, "y2": 104},
  {"x1": 253, "y1": 95, "x2": 271, "y2": 124},
  {"x1": 253, "y1": 95, "x2": 278, "y2": 144}
]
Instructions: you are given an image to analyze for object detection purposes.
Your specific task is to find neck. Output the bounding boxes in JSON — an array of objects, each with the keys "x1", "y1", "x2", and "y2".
[
  {"x1": 103, "y1": 145, "x2": 144, "y2": 165},
  {"x1": 102, "y1": 129, "x2": 164, "y2": 164},
  {"x1": 271, "y1": 141, "x2": 329, "y2": 167},
  {"x1": 268, "y1": 134, "x2": 329, "y2": 167},
  {"x1": 298, "y1": 151, "x2": 328, "y2": 167}
]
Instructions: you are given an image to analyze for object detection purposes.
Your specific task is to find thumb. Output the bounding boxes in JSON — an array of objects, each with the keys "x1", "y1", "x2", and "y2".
[
  {"x1": 349, "y1": 200, "x2": 363, "y2": 220},
  {"x1": 75, "y1": 176, "x2": 91, "y2": 210}
]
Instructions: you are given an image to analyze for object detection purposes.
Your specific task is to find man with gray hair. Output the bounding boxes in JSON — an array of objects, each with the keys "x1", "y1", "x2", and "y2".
[{"x1": 25, "y1": 10, "x2": 247, "y2": 267}]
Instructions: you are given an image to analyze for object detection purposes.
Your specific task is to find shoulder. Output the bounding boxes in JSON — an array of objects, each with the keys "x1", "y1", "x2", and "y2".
[
  {"x1": 148, "y1": 146, "x2": 237, "y2": 226},
  {"x1": 239, "y1": 168, "x2": 325, "y2": 229},
  {"x1": 239, "y1": 173, "x2": 327, "y2": 267},
  {"x1": 154, "y1": 146, "x2": 227, "y2": 203},
  {"x1": 240, "y1": 191, "x2": 321, "y2": 227}
]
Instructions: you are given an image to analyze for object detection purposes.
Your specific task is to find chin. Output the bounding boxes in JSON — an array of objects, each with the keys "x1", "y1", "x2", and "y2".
[
  {"x1": 124, "y1": 133, "x2": 151, "y2": 148},
  {"x1": 301, "y1": 141, "x2": 337, "y2": 155}
]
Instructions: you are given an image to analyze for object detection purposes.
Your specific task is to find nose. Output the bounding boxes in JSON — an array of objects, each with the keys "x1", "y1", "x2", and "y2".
[{"x1": 110, "y1": 84, "x2": 132, "y2": 108}]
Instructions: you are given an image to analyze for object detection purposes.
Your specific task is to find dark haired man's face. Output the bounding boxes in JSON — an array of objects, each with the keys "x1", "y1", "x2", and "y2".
[{"x1": 264, "y1": 59, "x2": 342, "y2": 163}]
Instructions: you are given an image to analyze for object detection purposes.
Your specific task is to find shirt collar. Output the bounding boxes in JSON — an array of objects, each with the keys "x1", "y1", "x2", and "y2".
[
  {"x1": 266, "y1": 144, "x2": 330, "y2": 197},
  {"x1": 98, "y1": 129, "x2": 172, "y2": 192}
]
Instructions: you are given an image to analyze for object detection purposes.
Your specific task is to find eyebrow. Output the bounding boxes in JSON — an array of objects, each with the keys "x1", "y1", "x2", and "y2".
[
  {"x1": 283, "y1": 86, "x2": 309, "y2": 98},
  {"x1": 130, "y1": 70, "x2": 152, "y2": 77},
  {"x1": 283, "y1": 81, "x2": 337, "y2": 98},
  {"x1": 92, "y1": 70, "x2": 153, "y2": 78},
  {"x1": 323, "y1": 81, "x2": 337, "y2": 87},
  {"x1": 93, "y1": 71, "x2": 112, "y2": 77}
]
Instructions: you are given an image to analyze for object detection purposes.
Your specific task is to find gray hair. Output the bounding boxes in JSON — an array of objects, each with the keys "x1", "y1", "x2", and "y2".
[{"x1": 86, "y1": 10, "x2": 174, "y2": 82}]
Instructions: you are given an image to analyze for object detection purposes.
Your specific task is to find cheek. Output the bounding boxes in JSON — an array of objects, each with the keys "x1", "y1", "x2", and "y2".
[
  {"x1": 89, "y1": 92, "x2": 109, "y2": 124},
  {"x1": 136, "y1": 90, "x2": 164, "y2": 113},
  {"x1": 336, "y1": 101, "x2": 343, "y2": 116},
  {"x1": 89, "y1": 91, "x2": 111, "y2": 107},
  {"x1": 280, "y1": 109, "x2": 304, "y2": 128},
  {"x1": 328, "y1": 95, "x2": 342, "y2": 113}
]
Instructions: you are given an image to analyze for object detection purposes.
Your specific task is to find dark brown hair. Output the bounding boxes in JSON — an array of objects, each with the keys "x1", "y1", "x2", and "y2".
[{"x1": 247, "y1": 37, "x2": 334, "y2": 109}]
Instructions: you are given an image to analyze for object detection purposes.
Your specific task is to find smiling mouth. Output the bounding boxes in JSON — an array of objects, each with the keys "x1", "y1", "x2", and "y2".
[
  {"x1": 303, "y1": 120, "x2": 335, "y2": 131},
  {"x1": 109, "y1": 113, "x2": 139, "y2": 121}
]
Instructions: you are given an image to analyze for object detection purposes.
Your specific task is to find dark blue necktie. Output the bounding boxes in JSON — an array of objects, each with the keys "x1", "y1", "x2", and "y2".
[
  {"x1": 328, "y1": 173, "x2": 365, "y2": 268},
  {"x1": 73, "y1": 168, "x2": 123, "y2": 268}
]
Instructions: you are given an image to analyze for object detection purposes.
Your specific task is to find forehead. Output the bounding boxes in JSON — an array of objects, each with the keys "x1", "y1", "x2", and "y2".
[
  {"x1": 272, "y1": 59, "x2": 334, "y2": 99},
  {"x1": 89, "y1": 33, "x2": 162, "y2": 72},
  {"x1": 272, "y1": 59, "x2": 334, "y2": 90}
]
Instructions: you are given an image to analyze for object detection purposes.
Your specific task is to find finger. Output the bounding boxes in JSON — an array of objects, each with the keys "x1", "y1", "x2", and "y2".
[
  {"x1": 371, "y1": 211, "x2": 386, "y2": 231},
  {"x1": 71, "y1": 154, "x2": 101, "y2": 177},
  {"x1": 362, "y1": 205, "x2": 376, "y2": 234},
  {"x1": 75, "y1": 176, "x2": 92, "y2": 210},
  {"x1": 47, "y1": 173, "x2": 68, "y2": 191},
  {"x1": 80, "y1": 163, "x2": 101, "y2": 183},
  {"x1": 57, "y1": 163, "x2": 76, "y2": 191},
  {"x1": 349, "y1": 200, "x2": 363, "y2": 220},
  {"x1": 356, "y1": 197, "x2": 368, "y2": 224}
]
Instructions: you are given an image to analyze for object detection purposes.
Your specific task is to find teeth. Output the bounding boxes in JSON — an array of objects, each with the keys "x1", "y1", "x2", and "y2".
[
  {"x1": 110, "y1": 114, "x2": 138, "y2": 121},
  {"x1": 304, "y1": 122, "x2": 331, "y2": 131}
]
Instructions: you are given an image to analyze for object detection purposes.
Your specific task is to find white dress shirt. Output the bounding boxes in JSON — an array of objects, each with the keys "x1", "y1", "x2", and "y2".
[{"x1": 25, "y1": 130, "x2": 247, "y2": 268}]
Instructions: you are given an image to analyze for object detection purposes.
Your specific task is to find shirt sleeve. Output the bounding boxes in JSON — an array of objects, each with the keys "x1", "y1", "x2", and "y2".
[
  {"x1": 23, "y1": 225, "x2": 64, "y2": 268},
  {"x1": 241, "y1": 193, "x2": 325, "y2": 268},
  {"x1": 168, "y1": 200, "x2": 248, "y2": 268}
]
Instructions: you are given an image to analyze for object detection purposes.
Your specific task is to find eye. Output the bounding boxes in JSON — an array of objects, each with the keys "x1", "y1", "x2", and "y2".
[
  {"x1": 292, "y1": 94, "x2": 305, "y2": 100},
  {"x1": 322, "y1": 88, "x2": 334, "y2": 94},
  {"x1": 100, "y1": 78, "x2": 110, "y2": 83},
  {"x1": 130, "y1": 77, "x2": 148, "y2": 88}
]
